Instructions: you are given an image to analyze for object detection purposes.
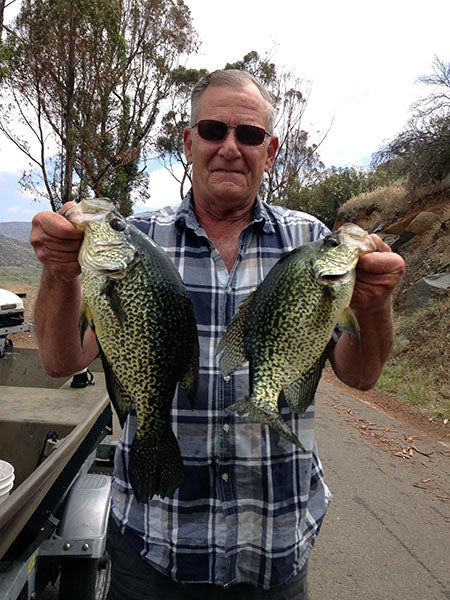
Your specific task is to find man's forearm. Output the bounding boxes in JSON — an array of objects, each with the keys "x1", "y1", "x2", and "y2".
[{"x1": 35, "y1": 268, "x2": 97, "y2": 377}]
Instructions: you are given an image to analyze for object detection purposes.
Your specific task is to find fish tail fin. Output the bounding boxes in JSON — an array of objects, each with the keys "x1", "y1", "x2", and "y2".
[
  {"x1": 226, "y1": 399, "x2": 305, "y2": 450},
  {"x1": 129, "y1": 427, "x2": 184, "y2": 502}
]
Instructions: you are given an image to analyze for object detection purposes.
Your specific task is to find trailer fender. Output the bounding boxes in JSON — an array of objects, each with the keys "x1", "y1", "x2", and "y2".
[{"x1": 41, "y1": 473, "x2": 111, "y2": 560}]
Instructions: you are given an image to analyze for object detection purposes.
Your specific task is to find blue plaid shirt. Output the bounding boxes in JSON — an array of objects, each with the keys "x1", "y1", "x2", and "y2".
[{"x1": 110, "y1": 191, "x2": 332, "y2": 589}]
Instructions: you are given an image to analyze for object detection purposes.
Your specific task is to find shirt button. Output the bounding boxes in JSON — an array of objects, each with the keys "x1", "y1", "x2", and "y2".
[
  {"x1": 223, "y1": 424, "x2": 230, "y2": 433},
  {"x1": 222, "y1": 473, "x2": 229, "y2": 482}
]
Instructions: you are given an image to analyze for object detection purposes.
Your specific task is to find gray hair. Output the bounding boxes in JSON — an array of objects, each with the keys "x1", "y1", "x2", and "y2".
[{"x1": 189, "y1": 69, "x2": 276, "y2": 132}]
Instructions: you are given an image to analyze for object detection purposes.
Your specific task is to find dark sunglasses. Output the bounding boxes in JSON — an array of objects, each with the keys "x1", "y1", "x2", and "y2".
[{"x1": 192, "y1": 119, "x2": 271, "y2": 146}]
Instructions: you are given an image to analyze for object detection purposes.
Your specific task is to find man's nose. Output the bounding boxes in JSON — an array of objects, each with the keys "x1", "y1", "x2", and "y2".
[{"x1": 218, "y1": 128, "x2": 242, "y2": 157}]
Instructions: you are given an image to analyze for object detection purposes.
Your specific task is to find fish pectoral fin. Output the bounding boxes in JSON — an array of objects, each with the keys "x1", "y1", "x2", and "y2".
[
  {"x1": 217, "y1": 292, "x2": 255, "y2": 376},
  {"x1": 180, "y1": 337, "x2": 199, "y2": 410},
  {"x1": 79, "y1": 302, "x2": 93, "y2": 344},
  {"x1": 226, "y1": 399, "x2": 305, "y2": 450},
  {"x1": 338, "y1": 307, "x2": 361, "y2": 343},
  {"x1": 129, "y1": 427, "x2": 184, "y2": 502},
  {"x1": 103, "y1": 279, "x2": 126, "y2": 326},
  {"x1": 285, "y1": 353, "x2": 327, "y2": 415},
  {"x1": 99, "y1": 349, "x2": 132, "y2": 427}
]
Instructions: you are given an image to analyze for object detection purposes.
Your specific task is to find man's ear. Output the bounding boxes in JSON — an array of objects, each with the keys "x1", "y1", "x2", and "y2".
[
  {"x1": 265, "y1": 135, "x2": 279, "y2": 171},
  {"x1": 184, "y1": 128, "x2": 193, "y2": 164}
]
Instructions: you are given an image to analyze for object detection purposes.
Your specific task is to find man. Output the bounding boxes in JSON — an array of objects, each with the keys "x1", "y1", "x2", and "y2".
[{"x1": 31, "y1": 70, "x2": 405, "y2": 599}]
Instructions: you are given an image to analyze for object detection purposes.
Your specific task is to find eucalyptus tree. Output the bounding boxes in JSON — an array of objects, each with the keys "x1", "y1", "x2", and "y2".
[
  {"x1": 155, "y1": 65, "x2": 208, "y2": 199},
  {"x1": 0, "y1": 0, "x2": 198, "y2": 214}
]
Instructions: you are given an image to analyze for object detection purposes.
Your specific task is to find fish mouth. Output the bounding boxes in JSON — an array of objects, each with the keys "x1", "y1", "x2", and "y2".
[
  {"x1": 335, "y1": 223, "x2": 378, "y2": 254},
  {"x1": 65, "y1": 198, "x2": 116, "y2": 230},
  {"x1": 81, "y1": 240, "x2": 138, "y2": 277}
]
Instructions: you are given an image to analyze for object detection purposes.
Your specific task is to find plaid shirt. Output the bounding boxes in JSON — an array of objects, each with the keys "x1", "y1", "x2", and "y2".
[{"x1": 111, "y1": 191, "x2": 332, "y2": 589}]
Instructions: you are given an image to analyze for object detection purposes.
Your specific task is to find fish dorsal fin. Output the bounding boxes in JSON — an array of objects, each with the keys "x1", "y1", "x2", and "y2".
[
  {"x1": 284, "y1": 352, "x2": 327, "y2": 415},
  {"x1": 217, "y1": 291, "x2": 255, "y2": 376}
]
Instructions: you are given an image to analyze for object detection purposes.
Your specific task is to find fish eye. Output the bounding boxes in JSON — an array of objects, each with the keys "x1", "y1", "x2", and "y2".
[
  {"x1": 325, "y1": 236, "x2": 339, "y2": 248},
  {"x1": 109, "y1": 217, "x2": 126, "y2": 232}
]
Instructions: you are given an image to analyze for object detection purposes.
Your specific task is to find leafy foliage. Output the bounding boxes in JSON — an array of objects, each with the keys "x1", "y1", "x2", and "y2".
[
  {"x1": 154, "y1": 65, "x2": 208, "y2": 199},
  {"x1": 0, "y1": 0, "x2": 198, "y2": 214},
  {"x1": 282, "y1": 166, "x2": 398, "y2": 228}
]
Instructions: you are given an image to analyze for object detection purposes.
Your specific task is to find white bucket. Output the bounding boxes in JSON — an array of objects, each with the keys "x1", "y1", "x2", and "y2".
[{"x1": 0, "y1": 459, "x2": 15, "y2": 504}]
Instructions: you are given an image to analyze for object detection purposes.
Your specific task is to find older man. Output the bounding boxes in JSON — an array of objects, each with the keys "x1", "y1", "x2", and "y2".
[{"x1": 31, "y1": 70, "x2": 405, "y2": 599}]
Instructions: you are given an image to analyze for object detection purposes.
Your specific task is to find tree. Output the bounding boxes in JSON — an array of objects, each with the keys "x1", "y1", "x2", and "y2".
[
  {"x1": 154, "y1": 65, "x2": 208, "y2": 199},
  {"x1": 287, "y1": 166, "x2": 398, "y2": 229},
  {"x1": 372, "y1": 57, "x2": 450, "y2": 188},
  {"x1": 0, "y1": 0, "x2": 198, "y2": 214}
]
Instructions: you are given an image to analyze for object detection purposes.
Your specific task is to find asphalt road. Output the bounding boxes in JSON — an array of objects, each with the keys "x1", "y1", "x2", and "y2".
[{"x1": 309, "y1": 378, "x2": 450, "y2": 599}]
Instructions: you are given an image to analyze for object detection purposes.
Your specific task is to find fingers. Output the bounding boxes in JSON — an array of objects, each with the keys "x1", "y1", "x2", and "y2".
[
  {"x1": 352, "y1": 236, "x2": 406, "y2": 310},
  {"x1": 30, "y1": 209, "x2": 84, "y2": 281},
  {"x1": 368, "y1": 233, "x2": 392, "y2": 253}
]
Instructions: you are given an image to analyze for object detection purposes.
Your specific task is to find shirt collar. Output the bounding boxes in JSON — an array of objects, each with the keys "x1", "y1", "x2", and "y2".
[{"x1": 174, "y1": 190, "x2": 276, "y2": 234}]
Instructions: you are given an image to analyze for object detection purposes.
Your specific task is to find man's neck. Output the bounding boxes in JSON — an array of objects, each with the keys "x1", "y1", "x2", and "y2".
[{"x1": 194, "y1": 198, "x2": 255, "y2": 271}]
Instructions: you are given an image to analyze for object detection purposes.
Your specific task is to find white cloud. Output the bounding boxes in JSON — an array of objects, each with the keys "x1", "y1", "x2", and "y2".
[{"x1": 133, "y1": 164, "x2": 186, "y2": 214}]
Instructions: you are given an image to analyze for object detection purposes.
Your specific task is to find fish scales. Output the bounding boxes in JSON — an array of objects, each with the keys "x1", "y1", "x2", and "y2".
[
  {"x1": 66, "y1": 198, "x2": 199, "y2": 501},
  {"x1": 218, "y1": 223, "x2": 377, "y2": 448}
]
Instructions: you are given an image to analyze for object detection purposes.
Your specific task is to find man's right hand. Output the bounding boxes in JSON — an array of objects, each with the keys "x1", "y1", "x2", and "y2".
[{"x1": 30, "y1": 203, "x2": 84, "y2": 281}]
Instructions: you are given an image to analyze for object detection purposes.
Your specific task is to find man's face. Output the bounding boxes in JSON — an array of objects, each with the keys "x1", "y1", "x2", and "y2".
[{"x1": 184, "y1": 84, "x2": 278, "y2": 214}]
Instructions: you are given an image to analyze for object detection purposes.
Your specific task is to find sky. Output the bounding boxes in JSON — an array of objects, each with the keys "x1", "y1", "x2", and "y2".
[{"x1": 0, "y1": 0, "x2": 449, "y2": 221}]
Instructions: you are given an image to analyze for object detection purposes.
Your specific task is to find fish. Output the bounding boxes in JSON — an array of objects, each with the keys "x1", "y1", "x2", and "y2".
[
  {"x1": 217, "y1": 223, "x2": 377, "y2": 449},
  {"x1": 66, "y1": 198, "x2": 199, "y2": 501}
]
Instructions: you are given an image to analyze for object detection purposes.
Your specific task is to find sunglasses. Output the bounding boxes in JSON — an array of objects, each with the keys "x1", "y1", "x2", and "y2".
[{"x1": 192, "y1": 119, "x2": 271, "y2": 146}]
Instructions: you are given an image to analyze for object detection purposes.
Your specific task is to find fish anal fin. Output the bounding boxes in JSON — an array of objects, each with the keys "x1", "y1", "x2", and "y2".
[{"x1": 285, "y1": 353, "x2": 327, "y2": 415}]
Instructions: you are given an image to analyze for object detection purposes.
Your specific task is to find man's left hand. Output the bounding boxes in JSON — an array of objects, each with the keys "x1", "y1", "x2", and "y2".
[{"x1": 352, "y1": 235, "x2": 406, "y2": 311}]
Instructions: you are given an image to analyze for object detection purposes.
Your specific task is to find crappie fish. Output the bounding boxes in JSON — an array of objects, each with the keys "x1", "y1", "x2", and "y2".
[
  {"x1": 217, "y1": 223, "x2": 377, "y2": 449},
  {"x1": 66, "y1": 198, "x2": 199, "y2": 501}
]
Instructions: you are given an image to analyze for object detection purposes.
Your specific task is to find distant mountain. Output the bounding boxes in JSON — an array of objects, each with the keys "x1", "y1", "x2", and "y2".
[
  {"x1": 0, "y1": 232, "x2": 40, "y2": 268},
  {"x1": 0, "y1": 222, "x2": 32, "y2": 243}
]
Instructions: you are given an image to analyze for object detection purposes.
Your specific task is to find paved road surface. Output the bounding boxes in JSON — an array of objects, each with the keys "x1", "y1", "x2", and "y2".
[{"x1": 309, "y1": 377, "x2": 449, "y2": 599}]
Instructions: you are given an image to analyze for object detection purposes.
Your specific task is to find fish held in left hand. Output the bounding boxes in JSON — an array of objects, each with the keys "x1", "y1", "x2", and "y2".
[
  {"x1": 66, "y1": 198, "x2": 199, "y2": 502},
  {"x1": 217, "y1": 223, "x2": 377, "y2": 449}
]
